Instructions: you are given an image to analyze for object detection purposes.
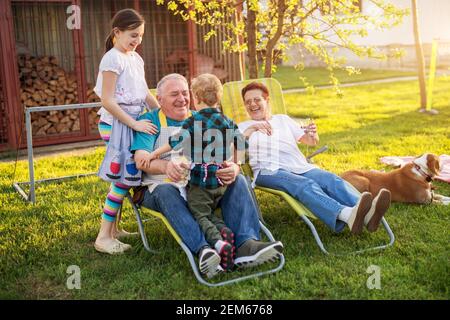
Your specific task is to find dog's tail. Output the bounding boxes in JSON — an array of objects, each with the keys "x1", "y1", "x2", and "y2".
[{"x1": 341, "y1": 170, "x2": 371, "y2": 193}]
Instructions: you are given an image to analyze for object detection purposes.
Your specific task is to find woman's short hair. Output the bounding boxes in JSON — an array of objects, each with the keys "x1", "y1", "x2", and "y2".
[
  {"x1": 191, "y1": 73, "x2": 223, "y2": 106},
  {"x1": 241, "y1": 82, "x2": 270, "y2": 100}
]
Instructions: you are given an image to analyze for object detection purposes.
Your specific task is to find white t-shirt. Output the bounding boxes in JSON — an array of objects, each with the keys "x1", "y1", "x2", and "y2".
[
  {"x1": 94, "y1": 47, "x2": 148, "y2": 125},
  {"x1": 238, "y1": 114, "x2": 317, "y2": 183}
]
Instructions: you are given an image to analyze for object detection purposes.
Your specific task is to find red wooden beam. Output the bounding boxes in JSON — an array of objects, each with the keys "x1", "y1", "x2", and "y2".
[
  {"x1": 0, "y1": 0, "x2": 22, "y2": 150},
  {"x1": 71, "y1": 0, "x2": 89, "y2": 138},
  {"x1": 187, "y1": 18, "x2": 197, "y2": 81},
  {"x1": 11, "y1": 0, "x2": 70, "y2": 2},
  {"x1": 134, "y1": 0, "x2": 144, "y2": 57}
]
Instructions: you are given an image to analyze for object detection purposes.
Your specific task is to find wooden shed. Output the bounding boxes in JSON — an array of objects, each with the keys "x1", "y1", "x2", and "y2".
[{"x1": 0, "y1": 0, "x2": 244, "y2": 151}]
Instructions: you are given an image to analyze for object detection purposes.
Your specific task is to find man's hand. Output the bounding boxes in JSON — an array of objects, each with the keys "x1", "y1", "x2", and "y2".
[
  {"x1": 135, "y1": 150, "x2": 153, "y2": 170},
  {"x1": 216, "y1": 161, "x2": 240, "y2": 185},
  {"x1": 138, "y1": 151, "x2": 159, "y2": 169},
  {"x1": 166, "y1": 159, "x2": 190, "y2": 182}
]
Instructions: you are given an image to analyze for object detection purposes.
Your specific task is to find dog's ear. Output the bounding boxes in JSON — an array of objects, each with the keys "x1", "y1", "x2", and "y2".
[{"x1": 427, "y1": 154, "x2": 440, "y2": 176}]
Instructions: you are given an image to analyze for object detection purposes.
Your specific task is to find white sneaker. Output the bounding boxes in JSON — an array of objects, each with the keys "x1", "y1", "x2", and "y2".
[
  {"x1": 348, "y1": 192, "x2": 372, "y2": 235},
  {"x1": 364, "y1": 188, "x2": 391, "y2": 232},
  {"x1": 205, "y1": 265, "x2": 224, "y2": 279},
  {"x1": 198, "y1": 247, "x2": 221, "y2": 278}
]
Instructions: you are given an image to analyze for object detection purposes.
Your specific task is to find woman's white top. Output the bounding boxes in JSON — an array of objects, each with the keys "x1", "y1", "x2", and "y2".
[
  {"x1": 238, "y1": 114, "x2": 317, "y2": 184},
  {"x1": 94, "y1": 47, "x2": 148, "y2": 125}
]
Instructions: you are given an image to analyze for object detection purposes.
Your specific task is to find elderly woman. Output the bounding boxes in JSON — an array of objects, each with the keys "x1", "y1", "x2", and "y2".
[{"x1": 238, "y1": 82, "x2": 391, "y2": 235}]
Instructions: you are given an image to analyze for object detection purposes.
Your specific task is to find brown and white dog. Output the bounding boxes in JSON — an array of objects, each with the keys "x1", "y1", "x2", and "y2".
[{"x1": 341, "y1": 153, "x2": 446, "y2": 204}]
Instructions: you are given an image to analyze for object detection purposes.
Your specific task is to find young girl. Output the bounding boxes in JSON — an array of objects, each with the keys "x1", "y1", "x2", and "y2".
[{"x1": 94, "y1": 9, "x2": 159, "y2": 255}]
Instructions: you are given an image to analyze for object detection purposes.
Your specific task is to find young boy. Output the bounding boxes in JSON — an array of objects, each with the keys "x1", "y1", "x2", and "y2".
[{"x1": 145, "y1": 74, "x2": 247, "y2": 271}]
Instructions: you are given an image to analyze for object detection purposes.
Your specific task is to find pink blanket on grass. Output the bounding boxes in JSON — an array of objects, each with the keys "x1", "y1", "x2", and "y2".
[{"x1": 380, "y1": 155, "x2": 450, "y2": 184}]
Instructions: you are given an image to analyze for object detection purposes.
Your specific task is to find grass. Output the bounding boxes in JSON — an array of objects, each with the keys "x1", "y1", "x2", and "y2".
[
  {"x1": 1, "y1": 77, "x2": 449, "y2": 299},
  {"x1": 247, "y1": 65, "x2": 416, "y2": 90}
]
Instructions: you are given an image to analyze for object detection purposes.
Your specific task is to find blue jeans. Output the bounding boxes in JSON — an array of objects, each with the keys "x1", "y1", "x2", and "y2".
[
  {"x1": 140, "y1": 175, "x2": 261, "y2": 254},
  {"x1": 255, "y1": 168, "x2": 360, "y2": 232}
]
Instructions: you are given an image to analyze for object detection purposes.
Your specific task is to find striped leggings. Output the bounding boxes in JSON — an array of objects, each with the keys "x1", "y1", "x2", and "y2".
[{"x1": 98, "y1": 121, "x2": 131, "y2": 222}]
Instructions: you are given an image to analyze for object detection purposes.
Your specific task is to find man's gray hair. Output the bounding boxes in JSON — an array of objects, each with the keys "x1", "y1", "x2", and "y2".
[{"x1": 156, "y1": 73, "x2": 189, "y2": 96}]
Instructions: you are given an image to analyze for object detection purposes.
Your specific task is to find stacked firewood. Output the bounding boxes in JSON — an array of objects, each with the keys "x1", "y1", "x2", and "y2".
[{"x1": 17, "y1": 54, "x2": 100, "y2": 135}]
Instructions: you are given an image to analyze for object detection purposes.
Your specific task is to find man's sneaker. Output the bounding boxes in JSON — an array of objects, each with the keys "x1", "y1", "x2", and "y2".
[
  {"x1": 365, "y1": 188, "x2": 391, "y2": 232},
  {"x1": 220, "y1": 227, "x2": 236, "y2": 258},
  {"x1": 198, "y1": 247, "x2": 221, "y2": 278},
  {"x1": 347, "y1": 192, "x2": 372, "y2": 235},
  {"x1": 234, "y1": 239, "x2": 283, "y2": 269}
]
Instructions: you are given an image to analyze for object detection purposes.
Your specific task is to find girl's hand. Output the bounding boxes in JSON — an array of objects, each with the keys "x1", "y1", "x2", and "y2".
[{"x1": 132, "y1": 119, "x2": 158, "y2": 134}]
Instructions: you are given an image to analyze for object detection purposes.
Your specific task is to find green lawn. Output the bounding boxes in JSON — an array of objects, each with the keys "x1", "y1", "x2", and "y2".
[
  {"x1": 1, "y1": 78, "x2": 449, "y2": 299},
  {"x1": 249, "y1": 66, "x2": 416, "y2": 90}
]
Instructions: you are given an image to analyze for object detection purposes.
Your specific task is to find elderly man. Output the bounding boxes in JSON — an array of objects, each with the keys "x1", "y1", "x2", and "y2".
[{"x1": 131, "y1": 74, "x2": 283, "y2": 278}]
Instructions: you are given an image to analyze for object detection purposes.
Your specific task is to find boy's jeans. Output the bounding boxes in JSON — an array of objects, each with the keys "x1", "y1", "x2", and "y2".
[
  {"x1": 256, "y1": 168, "x2": 360, "y2": 232},
  {"x1": 141, "y1": 175, "x2": 261, "y2": 254}
]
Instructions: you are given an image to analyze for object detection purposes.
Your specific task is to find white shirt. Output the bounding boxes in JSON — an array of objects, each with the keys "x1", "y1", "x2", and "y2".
[
  {"x1": 238, "y1": 114, "x2": 317, "y2": 183},
  {"x1": 94, "y1": 47, "x2": 148, "y2": 125}
]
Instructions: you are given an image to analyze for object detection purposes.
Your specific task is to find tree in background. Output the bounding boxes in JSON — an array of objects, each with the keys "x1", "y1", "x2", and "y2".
[
  {"x1": 411, "y1": 0, "x2": 433, "y2": 113},
  {"x1": 157, "y1": 0, "x2": 408, "y2": 89}
]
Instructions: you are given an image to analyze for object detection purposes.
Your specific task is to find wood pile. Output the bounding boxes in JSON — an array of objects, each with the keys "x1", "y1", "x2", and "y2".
[{"x1": 18, "y1": 54, "x2": 100, "y2": 136}]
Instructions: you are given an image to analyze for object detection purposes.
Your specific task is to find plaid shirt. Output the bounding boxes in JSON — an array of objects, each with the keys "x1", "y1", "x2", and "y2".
[{"x1": 169, "y1": 107, "x2": 247, "y2": 189}]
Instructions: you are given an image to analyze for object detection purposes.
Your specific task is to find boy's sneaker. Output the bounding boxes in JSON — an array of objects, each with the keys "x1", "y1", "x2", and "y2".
[
  {"x1": 234, "y1": 239, "x2": 283, "y2": 269},
  {"x1": 198, "y1": 247, "x2": 221, "y2": 278},
  {"x1": 216, "y1": 241, "x2": 234, "y2": 272},
  {"x1": 220, "y1": 227, "x2": 235, "y2": 258}
]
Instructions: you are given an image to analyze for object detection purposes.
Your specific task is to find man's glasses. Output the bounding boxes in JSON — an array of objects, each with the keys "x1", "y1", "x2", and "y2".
[{"x1": 244, "y1": 97, "x2": 264, "y2": 107}]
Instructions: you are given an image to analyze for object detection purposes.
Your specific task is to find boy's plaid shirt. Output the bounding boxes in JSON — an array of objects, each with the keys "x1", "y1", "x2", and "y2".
[{"x1": 169, "y1": 107, "x2": 248, "y2": 189}]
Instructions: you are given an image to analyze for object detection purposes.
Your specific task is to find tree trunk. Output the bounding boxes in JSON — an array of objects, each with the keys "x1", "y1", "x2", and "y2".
[
  {"x1": 246, "y1": 5, "x2": 258, "y2": 79},
  {"x1": 264, "y1": 0, "x2": 286, "y2": 78},
  {"x1": 411, "y1": 0, "x2": 427, "y2": 109}
]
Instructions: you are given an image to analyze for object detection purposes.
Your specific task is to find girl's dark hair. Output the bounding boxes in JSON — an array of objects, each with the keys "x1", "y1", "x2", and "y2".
[{"x1": 105, "y1": 8, "x2": 145, "y2": 52}]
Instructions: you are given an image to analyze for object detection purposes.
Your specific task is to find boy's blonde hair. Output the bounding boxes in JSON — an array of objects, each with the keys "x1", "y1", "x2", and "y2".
[{"x1": 191, "y1": 74, "x2": 223, "y2": 106}]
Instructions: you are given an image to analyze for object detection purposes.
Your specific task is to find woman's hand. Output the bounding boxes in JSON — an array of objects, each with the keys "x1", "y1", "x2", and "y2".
[
  {"x1": 304, "y1": 122, "x2": 317, "y2": 136},
  {"x1": 244, "y1": 121, "x2": 272, "y2": 137},
  {"x1": 299, "y1": 121, "x2": 319, "y2": 146},
  {"x1": 216, "y1": 161, "x2": 240, "y2": 185},
  {"x1": 132, "y1": 119, "x2": 158, "y2": 134}
]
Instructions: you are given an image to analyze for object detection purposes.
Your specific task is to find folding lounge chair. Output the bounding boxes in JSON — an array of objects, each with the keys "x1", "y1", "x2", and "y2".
[
  {"x1": 221, "y1": 78, "x2": 395, "y2": 255},
  {"x1": 126, "y1": 194, "x2": 284, "y2": 287},
  {"x1": 122, "y1": 90, "x2": 285, "y2": 286}
]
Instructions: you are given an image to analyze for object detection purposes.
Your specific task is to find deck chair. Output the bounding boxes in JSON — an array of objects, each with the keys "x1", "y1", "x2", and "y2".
[
  {"x1": 121, "y1": 93, "x2": 285, "y2": 287},
  {"x1": 221, "y1": 78, "x2": 395, "y2": 255}
]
